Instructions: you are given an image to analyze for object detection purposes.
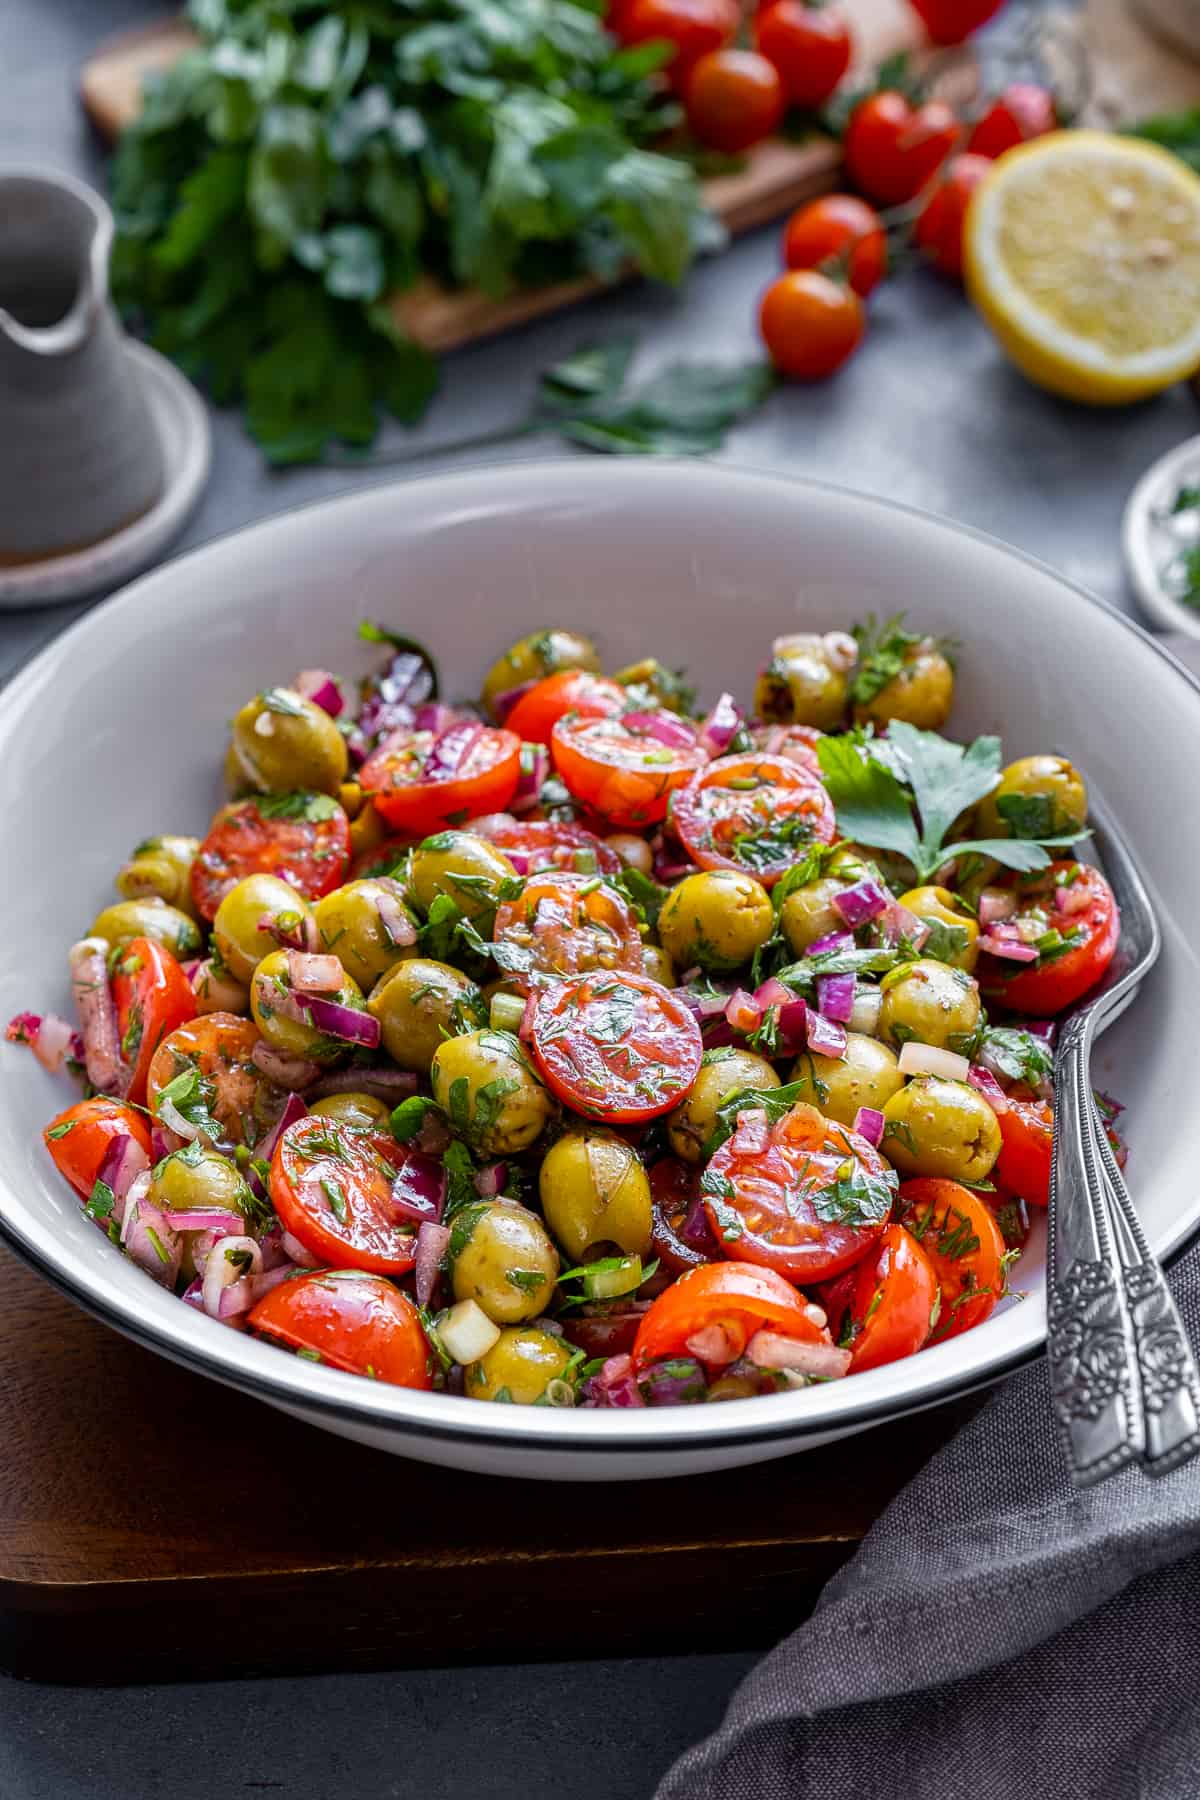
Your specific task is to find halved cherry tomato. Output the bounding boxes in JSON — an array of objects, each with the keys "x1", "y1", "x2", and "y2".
[
  {"x1": 191, "y1": 795, "x2": 351, "y2": 921},
  {"x1": 915, "y1": 153, "x2": 991, "y2": 279},
  {"x1": 649, "y1": 1155, "x2": 712, "y2": 1276},
  {"x1": 270, "y1": 1115, "x2": 431, "y2": 1274},
  {"x1": 843, "y1": 92, "x2": 960, "y2": 206},
  {"x1": 111, "y1": 937, "x2": 196, "y2": 1107},
  {"x1": 994, "y1": 1088, "x2": 1052, "y2": 1209},
  {"x1": 350, "y1": 837, "x2": 413, "y2": 880},
  {"x1": 147, "y1": 1013, "x2": 287, "y2": 1149},
  {"x1": 750, "y1": 721, "x2": 824, "y2": 773},
  {"x1": 43, "y1": 1097, "x2": 152, "y2": 1202},
  {"x1": 685, "y1": 49, "x2": 786, "y2": 154},
  {"x1": 967, "y1": 82, "x2": 1057, "y2": 159},
  {"x1": 897, "y1": 1177, "x2": 1008, "y2": 1340},
  {"x1": 493, "y1": 871, "x2": 644, "y2": 987},
  {"x1": 249, "y1": 1269, "x2": 433, "y2": 1388},
  {"x1": 551, "y1": 714, "x2": 708, "y2": 830},
  {"x1": 759, "y1": 271, "x2": 865, "y2": 381},
  {"x1": 503, "y1": 671, "x2": 627, "y2": 747},
  {"x1": 782, "y1": 194, "x2": 887, "y2": 298},
  {"x1": 530, "y1": 971, "x2": 703, "y2": 1123},
  {"x1": 360, "y1": 723, "x2": 521, "y2": 837},
  {"x1": 846, "y1": 1223, "x2": 938, "y2": 1372},
  {"x1": 754, "y1": 0, "x2": 852, "y2": 108},
  {"x1": 474, "y1": 817, "x2": 622, "y2": 878},
  {"x1": 671, "y1": 751, "x2": 836, "y2": 884},
  {"x1": 633, "y1": 1260, "x2": 827, "y2": 1373},
  {"x1": 980, "y1": 864, "x2": 1119, "y2": 1016},
  {"x1": 908, "y1": 0, "x2": 1007, "y2": 46},
  {"x1": 704, "y1": 1101, "x2": 895, "y2": 1282},
  {"x1": 621, "y1": 0, "x2": 739, "y2": 85}
]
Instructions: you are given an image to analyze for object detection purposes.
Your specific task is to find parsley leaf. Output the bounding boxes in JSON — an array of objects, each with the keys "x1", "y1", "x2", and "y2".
[
  {"x1": 979, "y1": 1026, "x2": 1054, "y2": 1086},
  {"x1": 811, "y1": 1163, "x2": 897, "y2": 1228},
  {"x1": 256, "y1": 791, "x2": 341, "y2": 823}
]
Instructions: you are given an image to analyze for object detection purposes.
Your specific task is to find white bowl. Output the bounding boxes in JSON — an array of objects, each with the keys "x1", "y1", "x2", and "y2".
[{"x1": 3, "y1": 462, "x2": 1199, "y2": 1481}]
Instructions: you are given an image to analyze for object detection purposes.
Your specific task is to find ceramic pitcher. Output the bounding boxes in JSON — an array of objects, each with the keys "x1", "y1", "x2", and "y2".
[{"x1": 0, "y1": 168, "x2": 163, "y2": 564}]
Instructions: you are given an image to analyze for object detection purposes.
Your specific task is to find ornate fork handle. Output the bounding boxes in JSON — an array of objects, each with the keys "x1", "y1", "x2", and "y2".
[
  {"x1": 1092, "y1": 1101, "x2": 1200, "y2": 1477},
  {"x1": 1047, "y1": 1010, "x2": 1145, "y2": 1484}
]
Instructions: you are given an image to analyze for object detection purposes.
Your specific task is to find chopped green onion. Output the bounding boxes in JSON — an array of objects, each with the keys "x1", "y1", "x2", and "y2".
[{"x1": 489, "y1": 991, "x2": 527, "y2": 1034}]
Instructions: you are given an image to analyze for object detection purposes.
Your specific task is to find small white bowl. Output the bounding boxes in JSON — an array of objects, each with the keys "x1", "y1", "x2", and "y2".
[
  {"x1": 1122, "y1": 434, "x2": 1200, "y2": 638},
  {"x1": 3, "y1": 462, "x2": 1200, "y2": 1481}
]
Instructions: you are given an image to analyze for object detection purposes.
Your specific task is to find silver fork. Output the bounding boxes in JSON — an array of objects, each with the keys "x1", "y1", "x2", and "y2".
[{"x1": 1046, "y1": 788, "x2": 1200, "y2": 1486}]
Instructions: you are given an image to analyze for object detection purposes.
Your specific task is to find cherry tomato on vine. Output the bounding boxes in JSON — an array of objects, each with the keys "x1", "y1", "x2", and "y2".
[
  {"x1": 622, "y1": 0, "x2": 739, "y2": 84},
  {"x1": 759, "y1": 270, "x2": 864, "y2": 380},
  {"x1": 968, "y1": 82, "x2": 1058, "y2": 158},
  {"x1": 685, "y1": 50, "x2": 786, "y2": 153},
  {"x1": 782, "y1": 194, "x2": 887, "y2": 298},
  {"x1": 754, "y1": 1, "x2": 852, "y2": 110},
  {"x1": 843, "y1": 92, "x2": 960, "y2": 206},
  {"x1": 915, "y1": 153, "x2": 991, "y2": 279},
  {"x1": 907, "y1": 0, "x2": 1008, "y2": 46}
]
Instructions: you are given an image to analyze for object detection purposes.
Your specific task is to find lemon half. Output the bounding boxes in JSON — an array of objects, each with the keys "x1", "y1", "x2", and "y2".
[{"x1": 964, "y1": 130, "x2": 1200, "y2": 405}]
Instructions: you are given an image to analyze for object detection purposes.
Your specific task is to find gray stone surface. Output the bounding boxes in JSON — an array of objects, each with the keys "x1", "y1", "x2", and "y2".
[{"x1": 1, "y1": 2, "x2": 1195, "y2": 1794}]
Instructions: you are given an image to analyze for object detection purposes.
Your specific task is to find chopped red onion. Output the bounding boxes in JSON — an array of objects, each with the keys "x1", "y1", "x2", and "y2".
[
  {"x1": 474, "y1": 1162, "x2": 508, "y2": 1199},
  {"x1": 621, "y1": 710, "x2": 697, "y2": 750},
  {"x1": 150, "y1": 1123, "x2": 180, "y2": 1163},
  {"x1": 978, "y1": 933, "x2": 1039, "y2": 963},
  {"x1": 218, "y1": 1279, "x2": 255, "y2": 1320},
  {"x1": 852, "y1": 1106, "x2": 885, "y2": 1147},
  {"x1": 776, "y1": 996, "x2": 809, "y2": 1050},
  {"x1": 1027, "y1": 1020, "x2": 1058, "y2": 1046},
  {"x1": 816, "y1": 972, "x2": 856, "y2": 1023},
  {"x1": 697, "y1": 692, "x2": 742, "y2": 759},
  {"x1": 1056, "y1": 882, "x2": 1091, "y2": 916},
  {"x1": 520, "y1": 989, "x2": 538, "y2": 1042},
  {"x1": 686, "y1": 1322, "x2": 741, "y2": 1367},
  {"x1": 294, "y1": 669, "x2": 344, "y2": 718},
  {"x1": 589, "y1": 1352, "x2": 645, "y2": 1408},
  {"x1": 653, "y1": 852, "x2": 697, "y2": 885},
  {"x1": 807, "y1": 930, "x2": 853, "y2": 957},
  {"x1": 69, "y1": 937, "x2": 129, "y2": 1098},
  {"x1": 253, "y1": 1091, "x2": 309, "y2": 1168},
  {"x1": 414, "y1": 1221, "x2": 451, "y2": 1309},
  {"x1": 251, "y1": 1040, "x2": 320, "y2": 1090},
  {"x1": 156, "y1": 1093, "x2": 206, "y2": 1144},
  {"x1": 29, "y1": 1013, "x2": 76, "y2": 1075},
  {"x1": 832, "y1": 880, "x2": 889, "y2": 928},
  {"x1": 121, "y1": 1192, "x2": 181, "y2": 1288},
  {"x1": 514, "y1": 744, "x2": 549, "y2": 811},
  {"x1": 95, "y1": 1132, "x2": 151, "y2": 1227},
  {"x1": 202, "y1": 1234, "x2": 262, "y2": 1319},
  {"x1": 502, "y1": 850, "x2": 532, "y2": 875},
  {"x1": 259, "y1": 911, "x2": 317, "y2": 953},
  {"x1": 425, "y1": 720, "x2": 484, "y2": 778},
  {"x1": 968, "y1": 1065, "x2": 1010, "y2": 1114},
  {"x1": 807, "y1": 1012, "x2": 847, "y2": 1057},
  {"x1": 491, "y1": 682, "x2": 536, "y2": 723},
  {"x1": 376, "y1": 887, "x2": 417, "y2": 949},
  {"x1": 732, "y1": 1110, "x2": 770, "y2": 1156},
  {"x1": 413, "y1": 702, "x2": 459, "y2": 736},
  {"x1": 638, "y1": 1356, "x2": 707, "y2": 1405},
  {"x1": 674, "y1": 983, "x2": 732, "y2": 1022},
  {"x1": 390, "y1": 1150, "x2": 448, "y2": 1225},
  {"x1": 898, "y1": 1042, "x2": 970, "y2": 1081},
  {"x1": 978, "y1": 887, "x2": 1017, "y2": 926},
  {"x1": 305, "y1": 1067, "x2": 418, "y2": 1104},
  {"x1": 301, "y1": 996, "x2": 381, "y2": 1048},
  {"x1": 725, "y1": 989, "x2": 761, "y2": 1034},
  {"x1": 286, "y1": 951, "x2": 344, "y2": 994},
  {"x1": 249, "y1": 1263, "x2": 298, "y2": 1301},
  {"x1": 881, "y1": 902, "x2": 930, "y2": 950},
  {"x1": 257, "y1": 1222, "x2": 292, "y2": 1271},
  {"x1": 162, "y1": 1206, "x2": 247, "y2": 1234},
  {"x1": 753, "y1": 977, "x2": 794, "y2": 1011},
  {"x1": 700, "y1": 1019, "x2": 740, "y2": 1050},
  {"x1": 746, "y1": 1330, "x2": 851, "y2": 1378},
  {"x1": 281, "y1": 1229, "x2": 320, "y2": 1268},
  {"x1": 181, "y1": 1277, "x2": 204, "y2": 1310},
  {"x1": 411, "y1": 1108, "x2": 451, "y2": 1158}
]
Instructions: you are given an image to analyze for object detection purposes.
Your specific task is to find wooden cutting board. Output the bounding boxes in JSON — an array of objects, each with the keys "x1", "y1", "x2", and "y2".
[
  {"x1": 79, "y1": 1, "x2": 922, "y2": 354},
  {"x1": 0, "y1": 1240, "x2": 986, "y2": 1682}
]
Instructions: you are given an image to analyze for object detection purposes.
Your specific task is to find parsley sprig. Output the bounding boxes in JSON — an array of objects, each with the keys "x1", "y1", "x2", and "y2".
[{"x1": 816, "y1": 723, "x2": 1083, "y2": 887}]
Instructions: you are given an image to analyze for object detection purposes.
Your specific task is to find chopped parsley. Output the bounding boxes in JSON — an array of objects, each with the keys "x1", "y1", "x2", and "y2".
[
  {"x1": 257, "y1": 791, "x2": 341, "y2": 823},
  {"x1": 811, "y1": 1162, "x2": 897, "y2": 1228}
]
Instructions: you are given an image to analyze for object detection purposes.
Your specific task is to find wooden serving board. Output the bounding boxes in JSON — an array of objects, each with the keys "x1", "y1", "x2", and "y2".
[
  {"x1": 79, "y1": 1, "x2": 922, "y2": 355},
  {"x1": 0, "y1": 1241, "x2": 985, "y2": 1683}
]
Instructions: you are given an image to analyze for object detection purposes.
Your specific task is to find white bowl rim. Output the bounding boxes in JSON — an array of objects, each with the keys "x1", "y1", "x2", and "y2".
[{"x1": 4, "y1": 458, "x2": 1199, "y2": 1459}]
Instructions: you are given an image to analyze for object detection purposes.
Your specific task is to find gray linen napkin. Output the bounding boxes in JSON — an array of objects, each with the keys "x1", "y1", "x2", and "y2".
[
  {"x1": 655, "y1": 1239, "x2": 1200, "y2": 1800},
  {"x1": 657, "y1": 634, "x2": 1200, "y2": 1800}
]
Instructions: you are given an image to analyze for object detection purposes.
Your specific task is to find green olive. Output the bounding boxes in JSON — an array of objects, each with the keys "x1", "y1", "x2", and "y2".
[
  {"x1": 224, "y1": 744, "x2": 254, "y2": 798},
  {"x1": 451, "y1": 1202, "x2": 559, "y2": 1323},
  {"x1": 309, "y1": 1092, "x2": 392, "y2": 1130},
  {"x1": 466, "y1": 1326, "x2": 574, "y2": 1403},
  {"x1": 754, "y1": 635, "x2": 848, "y2": 731},
  {"x1": 213, "y1": 874, "x2": 314, "y2": 984},
  {"x1": 230, "y1": 687, "x2": 348, "y2": 795},
  {"x1": 249, "y1": 947, "x2": 366, "y2": 1065},
  {"x1": 89, "y1": 899, "x2": 202, "y2": 961},
  {"x1": 881, "y1": 1076, "x2": 1002, "y2": 1183},
  {"x1": 481, "y1": 630, "x2": 600, "y2": 719},
  {"x1": 430, "y1": 1030, "x2": 553, "y2": 1156},
  {"x1": 658, "y1": 870, "x2": 774, "y2": 972},
  {"x1": 878, "y1": 958, "x2": 981, "y2": 1055},
  {"x1": 115, "y1": 835, "x2": 200, "y2": 918},
  {"x1": 854, "y1": 644, "x2": 954, "y2": 731},
  {"x1": 667, "y1": 1050, "x2": 780, "y2": 1163},
  {"x1": 312, "y1": 878, "x2": 417, "y2": 990},
  {"x1": 706, "y1": 1374, "x2": 760, "y2": 1402},
  {"x1": 896, "y1": 886, "x2": 980, "y2": 974},
  {"x1": 149, "y1": 1144, "x2": 255, "y2": 1218},
  {"x1": 611, "y1": 658, "x2": 692, "y2": 715},
  {"x1": 642, "y1": 944, "x2": 676, "y2": 987},
  {"x1": 367, "y1": 958, "x2": 486, "y2": 1073},
  {"x1": 787, "y1": 1032, "x2": 904, "y2": 1129},
  {"x1": 777, "y1": 849, "x2": 871, "y2": 957},
  {"x1": 975, "y1": 755, "x2": 1088, "y2": 841},
  {"x1": 407, "y1": 832, "x2": 517, "y2": 922},
  {"x1": 539, "y1": 1129, "x2": 653, "y2": 1259}
]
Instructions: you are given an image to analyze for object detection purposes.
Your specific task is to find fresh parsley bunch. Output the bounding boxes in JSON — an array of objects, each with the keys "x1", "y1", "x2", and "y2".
[{"x1": 110, "y1": 0, "x2": 709, "y2": 464}]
